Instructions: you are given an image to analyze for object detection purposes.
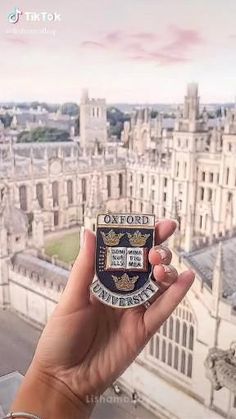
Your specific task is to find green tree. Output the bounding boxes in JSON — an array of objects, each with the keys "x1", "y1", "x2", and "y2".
[{"x1": 17, "y1": 127, "x2": 71, "y2": 143}]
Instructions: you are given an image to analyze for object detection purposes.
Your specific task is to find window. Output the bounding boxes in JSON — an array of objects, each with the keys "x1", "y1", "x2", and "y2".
[
  {"x1": 152, "y1": 176, "x2": 155, "y2": 186},
  {"x1": 182, "y1": 322, "x2": 187, "y2": 347},
  {"x1": 181, "y1": 350, "x2": 186, "y2": 374},
  {"x1": 53, "y1": 210, "x2": 59, "y2": 226},
  {"x1": 141, "y1": 174, "x2": 144, "y2": 183},
  {"x1": 184, "y1": 162, "x2": 187, "y2": 178},
  {"x1": 107, "y1": 175, "x2": 111, "y2": 198},
  {"x1": 175, "y1": 319, "x2": 180, "y2": 343},
  {"x1": 226, "y1": 167, "x2": 230, "y2": 185},
  {"x1": 36, "y1": 183, "x2": 44, "y2": 208},
  {"x1": 202, "y1": 171, "x2": 206, "y2": 181},
  {"x1": 140, "y1": 202, "x2": 143, "y2": 212},
  {"x1": 118, "y1": 173, "x2": 123, "y2": 197},
  {"x1": 164, "y1": 177, "x2": 168, "y2": 187},
  {"x1": 67, "y1": 180, "x2": 73, "y2": 205},
  {"x1": 163, "y1": 192, "x2": 167, "y2": 202},
  {"x1": 82, "y1": 178, "x2": 86, "y2": 201},
  {"x1": 129, "y1": 200, "x2": 133, "y2": 212},
  {"x1": 151, "y1": 190, "x2": 155, "y2": 200},
  {"x1": 228, "y1": 192, "x2": 232, "y2": 203},
  {"x1": 130, "y1": 186, "x2": 133, "y2": 196},
  {"x1": 148, "y1": 298, "x2": 195, "y2": 378},
  {"x1": 174, "y1": 347, "x2": 179, "y2": 370},
  {"x1": 209, "y1": 172, "x2": 214, "y2": 183},
  {"x1": 19, "y1": 185, "x2": 27, "y2": 211},
  {"x1": 200, "y1": 215, "x2": 203, "y2": 229},
  {"x1": 140, "y1": 188, "x2": 144, "y2": 198},
  {"x1": 208, "y1": 189, "x2": 212, "y2": 202},
  {"x1": 52, "y1": 181, "x2": 59, "y2": 208},
  {"x1": 176, "y1": 162, "x2": 180, "y2": 177},
  {"x1": 200, "y1": 187, "x2": 204, "y2": 200}
]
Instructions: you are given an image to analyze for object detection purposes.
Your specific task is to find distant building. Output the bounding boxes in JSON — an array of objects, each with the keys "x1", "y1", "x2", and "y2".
[
  {"x1": 80, "y1": 89, "x2": 107, "y2": 150},
  {"x1": 1, "y1": 83, "x2": 236, "y2": 418}
]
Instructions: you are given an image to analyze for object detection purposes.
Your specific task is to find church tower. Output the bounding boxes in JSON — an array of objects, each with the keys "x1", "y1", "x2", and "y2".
[{"x1": 80, "y1": 89, "x2": 107, "y2": 151}]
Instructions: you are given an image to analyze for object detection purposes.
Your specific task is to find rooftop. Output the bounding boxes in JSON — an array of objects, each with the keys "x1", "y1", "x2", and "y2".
[
  {"x1": 11, "y1": 252, "x2": 69, "y2": 287},
  {"x1": 185, "y1": 236, "x2": 236, "y2": 301}
]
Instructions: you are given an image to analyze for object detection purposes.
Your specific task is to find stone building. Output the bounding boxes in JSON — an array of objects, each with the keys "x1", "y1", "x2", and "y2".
[
  {"x1": 1, "y1": 84, "x2": 236, "y2": 418},
  {"x1": 80, "y1": 89, "x2": 107, "y2": 150}
]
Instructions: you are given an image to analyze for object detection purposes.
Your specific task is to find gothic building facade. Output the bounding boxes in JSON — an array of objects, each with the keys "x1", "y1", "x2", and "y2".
[{"x1": 0, "y1": 84, "x2": 236, "y2": 418}]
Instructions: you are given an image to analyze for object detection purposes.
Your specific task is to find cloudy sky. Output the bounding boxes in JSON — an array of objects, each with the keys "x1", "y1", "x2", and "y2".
[{"x1": 1, "y1": 0, "x2": 236, "y2": 103}]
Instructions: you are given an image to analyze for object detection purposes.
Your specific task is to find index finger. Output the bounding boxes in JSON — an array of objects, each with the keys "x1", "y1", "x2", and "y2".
[{"x1": 155, "y1": 219, "x2": 177, "y2": 245}]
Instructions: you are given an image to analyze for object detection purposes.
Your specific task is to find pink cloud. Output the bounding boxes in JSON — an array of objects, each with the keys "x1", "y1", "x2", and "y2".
[
  {"x1": 81, "y1": 41, "x2": 105, "y2": 49},
  {"x1": 81, "y1": 25, "x2": 203, "y2": 66},
  {"x1": 130, "y1": 32, "x2": 158, "y2": 42},
  {"x1": 164, "y1": 25, "x2": 203, "y2": 53},
  {"x1": 104, "y1": 31, "x2": 124, "y2": 43}
]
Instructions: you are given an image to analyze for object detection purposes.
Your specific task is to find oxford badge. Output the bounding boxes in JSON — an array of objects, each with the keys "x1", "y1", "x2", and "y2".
[{"x1": 91, "y1": 213, "x2": 159, "y2": 308}]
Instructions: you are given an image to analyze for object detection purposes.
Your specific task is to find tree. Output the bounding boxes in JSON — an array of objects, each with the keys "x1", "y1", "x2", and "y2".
[
  {"x1": 17, "y1": 127, "x2": 71, "y2": 143},
  {"x1": 61, "y1": 103, "x2": 79, "y2": 116}
]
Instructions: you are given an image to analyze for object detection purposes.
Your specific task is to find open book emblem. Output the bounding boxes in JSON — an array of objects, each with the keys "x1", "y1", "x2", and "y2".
[{"x1": 91, "y1": 213, "x2": 159, "y2": 308}]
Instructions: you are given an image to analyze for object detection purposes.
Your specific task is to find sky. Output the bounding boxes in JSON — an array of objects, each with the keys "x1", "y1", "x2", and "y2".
[{"x1": 1, "y1": 0, "x2": 236, "y2": 103}]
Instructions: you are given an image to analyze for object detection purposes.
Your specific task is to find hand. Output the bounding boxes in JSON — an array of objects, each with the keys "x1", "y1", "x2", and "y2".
[{"x1": 12, "y1": 219, "x2": 194, "y2": 419}]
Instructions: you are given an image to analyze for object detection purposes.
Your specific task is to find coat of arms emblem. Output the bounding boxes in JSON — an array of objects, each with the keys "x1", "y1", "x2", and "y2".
[{"x1": 91, "y1": 213, "x2": 159, "y2": 308}]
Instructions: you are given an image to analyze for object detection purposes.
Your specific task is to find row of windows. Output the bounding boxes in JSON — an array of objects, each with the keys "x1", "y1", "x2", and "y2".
[
  {"x1": 129, "y1": 174, "x2": 167, "y2": 188},
  {"x1": 149, "y1": 337, "x2": 193, "y2": 378},
  {"x1": 19, "y1": 179, "x2": 87, "y2": 212},
  {"x1": 148, "y1": 300, "x2": 195, "y2": 379}
]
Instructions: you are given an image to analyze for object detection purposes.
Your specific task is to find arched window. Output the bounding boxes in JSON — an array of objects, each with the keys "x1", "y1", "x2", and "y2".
[
  {"x1": 174, "y1": 346, "x2": 179, "y2": 370},
  {"x1": 36, "y1": 183, "x2": 44, "y2": 208},
  {"x1": 148, "y1": 298, "x2": 195, "y2": 380},
  {"x1": 149, "y1": 338, "x2": 154, "y2": 356},
  {"x1": 118, "y1": 173, "x2": 123, "y2": 197},
  {"x1": 189, "y1": 326, "x2": 194, "y2": 350},
  {"x1": 168, "y1": 343, "x2": 172, "y2": 366},
  {"x1": 187, "y1": 354, "x2": 193, "y2": 378},
  {"x1": 182, "y1": 322, "x2": 187, "y2": 347},
  {"x1": 67, "y1": 180, "x2": 73, "y2": 204},
  {"x1": 52, "y1": 181, "x2": 59, "y2": 207},
  {"x1": 175, "y1": 319, "x2": 180, "y2": 343},
  {"x1": 82, "y1": 178, "x2": 86, "y2": 201},
  {"x1": 162, "y1": 340, "x2": 166, "y2": 362},
  {"x1": 107, "y1": 175, "x2": 111, "y2": 198},
  {"x1": 181, "y1": 350, "x2": 186, "y2": 374},
  {"x1": 163, "y1": 321, "x2": 167, "y2": 337},
  {"x1": 169, "y1": 316, "x2": 173, "y2": 339},
  {"x1": 19, "y1": 185, "x2": 27, "y2": 211}
]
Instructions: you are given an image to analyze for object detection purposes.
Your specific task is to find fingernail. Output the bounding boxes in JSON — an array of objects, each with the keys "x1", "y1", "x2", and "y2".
[
  {"x1": 163, "y1": 264, "x2": 178, "y2": 278},
  {"x1": 155, "y1": 245, "x2": 169, "y2": 263}
]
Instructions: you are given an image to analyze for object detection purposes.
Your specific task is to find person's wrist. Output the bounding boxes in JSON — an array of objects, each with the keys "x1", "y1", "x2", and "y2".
[{"x1": 11, "y1": 363, "x2": 94, "y2": 419}]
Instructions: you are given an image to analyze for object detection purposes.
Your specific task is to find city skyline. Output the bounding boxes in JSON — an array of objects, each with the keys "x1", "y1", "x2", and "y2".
[{"x1": 1, "y1": 0, "x2": 236, "y2": 103}]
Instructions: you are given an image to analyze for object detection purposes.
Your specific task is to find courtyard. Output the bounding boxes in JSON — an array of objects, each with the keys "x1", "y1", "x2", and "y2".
[{"x1": 45, "y1": 229, "x2": 80, "y2": 265}]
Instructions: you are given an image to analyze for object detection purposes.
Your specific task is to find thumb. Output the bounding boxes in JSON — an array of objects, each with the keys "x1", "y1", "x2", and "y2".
[{"x1": 58, "y1": 229, "x2": 96, "y2": 314}]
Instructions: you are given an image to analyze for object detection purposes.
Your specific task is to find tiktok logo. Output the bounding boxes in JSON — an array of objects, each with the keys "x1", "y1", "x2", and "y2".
[{"x1": 8, "y1": 7, "x2": 22, "y2": 24}]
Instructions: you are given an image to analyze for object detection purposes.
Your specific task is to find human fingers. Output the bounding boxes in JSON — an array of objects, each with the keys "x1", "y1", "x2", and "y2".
[{"x1": 154, "y1": 219, "x2": 177, "y2": 245}]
